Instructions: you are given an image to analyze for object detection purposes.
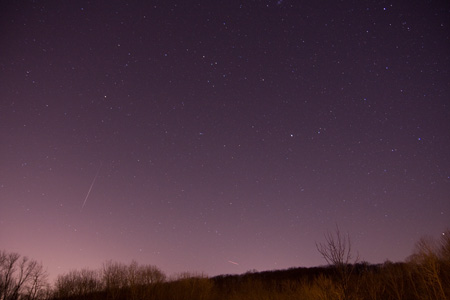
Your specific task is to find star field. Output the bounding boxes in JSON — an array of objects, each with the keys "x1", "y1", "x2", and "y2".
[{"x1": 1, "y1": 1, "x2": 449, "y2": 283}]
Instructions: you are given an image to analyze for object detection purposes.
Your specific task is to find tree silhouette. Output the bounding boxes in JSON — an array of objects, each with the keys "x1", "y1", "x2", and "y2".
[
  {"x1": 0, "y1": 251, "x2": 48, "y2": 300},
  {"x1": 316, "y1": 225, "x2": 359, "y2": 300}
]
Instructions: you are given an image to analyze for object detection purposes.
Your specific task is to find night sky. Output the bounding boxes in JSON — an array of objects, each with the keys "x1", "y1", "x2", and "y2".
[{"x1": 1, "y1": 1, "x2": 449, "y2": 283}]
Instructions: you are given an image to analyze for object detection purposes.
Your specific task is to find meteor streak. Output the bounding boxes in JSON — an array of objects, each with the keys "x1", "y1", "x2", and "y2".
[
  {"x1": 228, "y1": 260, "x2": 239, "y2": 266},
  {"x1": 81, "y1": 163, "x2": 102, "y2": 210}
]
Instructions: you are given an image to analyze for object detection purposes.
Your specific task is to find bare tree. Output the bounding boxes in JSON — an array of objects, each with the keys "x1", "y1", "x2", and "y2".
[
  {"x1": 0, "y1": 251, "x2": 20, "y2": 300},
  {"x1": 54, "y1": 268, "x2": 102, "y2": 299},
  {"x1": 439, "y1": 230, "x2": 450, "y2": 298},
  {"x1": 381, "y1": 261, "x2": 406, "y2": 300},
  {"x1": 316, "y1": 225, "x2": 359, "y2": 300},
  {"x1": 138, "y1": 264, "x2": 166, "y2": 285},
  {"x1": 316, "y1": 225, "x2": 356, "y2": 267},
  {"x1": 440, "y1": 230, "x2": 450, "y2": 262},
  {"x1": 125, "y1": 260, "x2": 165, "y2": 300},
  {"x1": 102, "y1": 260, "x2": 127, "y2": 300},
  {"x1": 23, "y1": 263, "x2": 49, "y2": 300},
  {"x1": 407, "y1": 235, "x2": 447, "y2": 300},
  {"x1": 0, "y1": 251, "x2": 49, "y2": 300},
  {"x1": 127, "y1": 261, "x2": 140, "y2": 300}
]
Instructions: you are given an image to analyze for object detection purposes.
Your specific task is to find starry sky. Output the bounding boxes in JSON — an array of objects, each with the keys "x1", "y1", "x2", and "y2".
[{"x1": 1, "y1": 1, "x2": 449, "y2": 283}]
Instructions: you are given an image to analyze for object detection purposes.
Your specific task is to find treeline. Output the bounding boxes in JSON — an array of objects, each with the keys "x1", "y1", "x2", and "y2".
[
  {"x1": 52, "y1": 260, "x2": 166, "y2": 300},
  {"x1": 2, "y1": 229, "x2": 449, "y2": 300}
]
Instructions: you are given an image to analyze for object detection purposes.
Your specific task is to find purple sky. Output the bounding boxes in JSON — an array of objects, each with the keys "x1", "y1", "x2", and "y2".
[{"x1": 1, "y1": 1, "x2": 449, "y2": 284}]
